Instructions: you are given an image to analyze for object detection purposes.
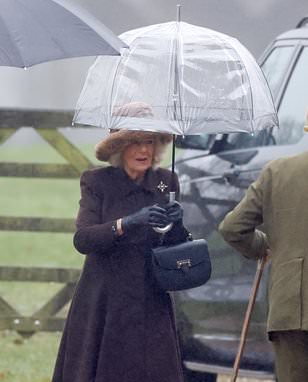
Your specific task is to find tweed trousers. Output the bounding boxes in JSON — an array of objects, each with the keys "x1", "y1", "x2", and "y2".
[{"x1": 271, "y1": 330, "x2": 308, "y2": 382}]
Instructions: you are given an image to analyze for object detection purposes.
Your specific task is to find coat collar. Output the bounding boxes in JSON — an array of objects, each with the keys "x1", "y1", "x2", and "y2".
[{"x1": 111, "y1": 167, "x2": 159, "y2": 196}]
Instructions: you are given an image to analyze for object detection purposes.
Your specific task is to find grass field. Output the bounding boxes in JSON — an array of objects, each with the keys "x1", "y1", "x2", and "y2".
[
  {"x1": 0, "y1": 142, "x2": 268, "y2": 382},
  {"x1": 0, "y1": 143, "x2": 88, "y2": 381}
]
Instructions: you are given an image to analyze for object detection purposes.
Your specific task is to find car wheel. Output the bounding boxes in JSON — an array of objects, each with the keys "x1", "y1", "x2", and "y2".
[{"x1": 183, "y1": 368, "x2": 217, "y2": 382}]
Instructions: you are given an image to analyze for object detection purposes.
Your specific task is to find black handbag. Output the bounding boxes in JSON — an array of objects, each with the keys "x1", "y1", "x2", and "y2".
[{"x1": 151, "y1": 239, "x2": 211, "y2": 292}]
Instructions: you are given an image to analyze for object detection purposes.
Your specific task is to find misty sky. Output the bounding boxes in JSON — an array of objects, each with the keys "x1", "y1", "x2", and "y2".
[{"x1": 0, "y1": 0, "x2": 306, "y2": 110}]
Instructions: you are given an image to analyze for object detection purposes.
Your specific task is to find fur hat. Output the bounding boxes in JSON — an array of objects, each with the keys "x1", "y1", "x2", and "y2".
[{"x1": 95, "y1": 102, "x2": 172, "y2": 162}]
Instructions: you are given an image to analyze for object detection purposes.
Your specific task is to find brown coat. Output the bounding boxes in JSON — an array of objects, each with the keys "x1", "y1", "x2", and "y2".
[
  {"x1": 219, "y1": 152, "x2": 308, "y2": 333},
  {"x1": 52, "y1": 166, "x2": 187, "y2": 382}
]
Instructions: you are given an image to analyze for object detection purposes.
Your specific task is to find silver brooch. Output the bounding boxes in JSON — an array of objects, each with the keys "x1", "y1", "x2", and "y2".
[{"x1": 157, "y1": 181, "x2": 168, "y2": 193}]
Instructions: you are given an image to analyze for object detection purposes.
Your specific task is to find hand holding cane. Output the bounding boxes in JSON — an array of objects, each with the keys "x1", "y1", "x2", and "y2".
[{"x1": 230, "y1": 254, "x2": 268, "y2": 382}]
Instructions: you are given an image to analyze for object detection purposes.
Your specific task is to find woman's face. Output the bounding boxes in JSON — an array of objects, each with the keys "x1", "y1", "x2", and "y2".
[{"x1": 122, "y1": 138, "x2": 155, "y2": 179}]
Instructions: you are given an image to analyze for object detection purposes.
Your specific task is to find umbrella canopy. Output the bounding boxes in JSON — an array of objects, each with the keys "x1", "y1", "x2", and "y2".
[
  {"x1": 0, "y1": 0, "x2": 127, "y2": 68},
  {"x1": 74, "y1": 21, "x2": 278, "y2": 135}
]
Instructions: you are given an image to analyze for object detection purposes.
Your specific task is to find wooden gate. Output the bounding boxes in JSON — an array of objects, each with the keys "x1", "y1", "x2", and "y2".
[{"x1": 0, "y1": 109, "x2": 94, "y2": 337}]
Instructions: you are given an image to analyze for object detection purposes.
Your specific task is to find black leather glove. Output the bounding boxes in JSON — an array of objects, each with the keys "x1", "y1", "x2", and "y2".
[
  {"x1": 165, "y1": 201, "x2": 183, "y2": 223},
  {"x1": 122, "y1": 205, "x2": 169, "y2": 232}
]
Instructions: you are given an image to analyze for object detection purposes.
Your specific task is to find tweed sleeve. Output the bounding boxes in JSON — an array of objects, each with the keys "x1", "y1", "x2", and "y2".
[
  {"x1": 73, "y1": 171, "x2": 116, "y2": 255},
  {"x1": 218, "y1": 166, "x2": 270, "y2": 259}
]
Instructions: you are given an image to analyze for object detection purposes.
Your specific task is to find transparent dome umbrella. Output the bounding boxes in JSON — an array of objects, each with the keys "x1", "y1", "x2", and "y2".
[
  {"x1": 0, "y1": 0, "x2": 127, "y2": 68},
  {"x1": 74, "y1": 13, "x2": 278, "y2": 192}
]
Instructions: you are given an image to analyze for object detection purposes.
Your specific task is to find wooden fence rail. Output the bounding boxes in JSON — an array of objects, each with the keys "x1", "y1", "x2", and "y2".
[
  {"x1": 0, "y1": 266, "x2": 81, "y2": 336},
  {"x1": 0, "y1": 109, "x2": 94, "y2": 336}
]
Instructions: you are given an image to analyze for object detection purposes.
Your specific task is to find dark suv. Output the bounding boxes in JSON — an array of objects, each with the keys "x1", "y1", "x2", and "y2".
[{"x1": 175, "y1": 17, "x2": 308, "y2": 381}]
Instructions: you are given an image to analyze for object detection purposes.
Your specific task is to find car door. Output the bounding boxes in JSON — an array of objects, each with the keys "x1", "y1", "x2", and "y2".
[{"x1": 176, "y1": 37, "x2": 308, "y2": 376}]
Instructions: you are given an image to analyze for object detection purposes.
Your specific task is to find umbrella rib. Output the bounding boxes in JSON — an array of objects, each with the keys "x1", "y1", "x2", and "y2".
[
  {"x1": 14, "y1": 0, "x2": 115, "y2": 66},
  {"x1": 209, "y1": 31, "x2": 254, "y2": 131},
  {"x1": 55, "y1": 0, "x2": 126, "y2": 53},
  {"x1": 0, "y1": 10, "x2": 25, "y2": 67},
  {"x1": 15, "y1": 0, "x2": 69, "y2": 61},
  {"x1": 176, "y1": 22, "x2": 184, "y2": 132},
  {"x1": 227, "y1": 36, "x2": 255, "y2": 129},
  {"x1": 104, "y1": 58, "x2": 122, "y2": 128}
]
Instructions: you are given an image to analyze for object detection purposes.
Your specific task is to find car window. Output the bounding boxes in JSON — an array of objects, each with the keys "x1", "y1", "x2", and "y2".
[
  {"x1": 176, "y1": 45, "x2": 297, "y2": 152},
  {"x1": 217, "y1": 128, "x2": 270, "y2": 151},
  {"x1": 175, "y1": 134, "x2": 215, "y2": 150},
  {"x1": 261, "y1": 46, "x2": 294, "y2": 99},
  {"x1": 272, "y1": 47, "x2": 308, "y2": 145},
  {"x1": 210, "y1": 45, "x2": 297, "y2": 151}
]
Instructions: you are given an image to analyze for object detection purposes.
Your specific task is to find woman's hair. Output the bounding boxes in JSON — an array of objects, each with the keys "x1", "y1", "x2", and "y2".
[{"x1": 108, "y1": 137, "x2": 168, "y2": 168}]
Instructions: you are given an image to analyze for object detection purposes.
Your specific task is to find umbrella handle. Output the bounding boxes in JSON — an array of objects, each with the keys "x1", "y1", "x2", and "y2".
[{"x1": 153, "y1": 192, "x2": 175, "y2": 234}]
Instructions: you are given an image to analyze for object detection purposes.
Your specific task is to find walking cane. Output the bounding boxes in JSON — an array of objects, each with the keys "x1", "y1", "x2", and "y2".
[{"x1": 230, "y1": 255, "x2": 268, "y2": 382}]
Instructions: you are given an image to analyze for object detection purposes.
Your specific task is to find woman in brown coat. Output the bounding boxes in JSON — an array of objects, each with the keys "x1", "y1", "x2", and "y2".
[{"x1": 52, "y1": 102, "x2": 189, "y2": 382}]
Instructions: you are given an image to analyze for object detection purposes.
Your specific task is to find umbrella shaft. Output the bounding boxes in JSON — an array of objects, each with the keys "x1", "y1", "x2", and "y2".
[
  {"x1": 172, "y1": 135, "x2": 176, "y2": 173},
  {"x1": 171, "y1": 135, "x2": 176, "y2": 192},
  {"x1": 152, "y1": 191, "x2": 175, "y2": 234},
  {"x1": 169, "y1": 191, "x2": 176, "y2": 202}
]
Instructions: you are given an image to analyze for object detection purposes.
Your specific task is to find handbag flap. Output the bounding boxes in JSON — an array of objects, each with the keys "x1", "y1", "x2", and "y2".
[{"x1": 152, "y1": 239, "x2": 209, "y2": 270}]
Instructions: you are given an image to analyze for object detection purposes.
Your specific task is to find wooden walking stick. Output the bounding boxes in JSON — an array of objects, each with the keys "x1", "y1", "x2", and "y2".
[{"x1": 230, "y1": 255, "x2": 268, "y2": 382}]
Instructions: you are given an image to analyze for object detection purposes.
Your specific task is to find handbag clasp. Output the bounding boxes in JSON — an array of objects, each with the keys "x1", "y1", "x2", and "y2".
[{"x1": 176, "y1": 259, "x2": 192, "y2": 269}]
